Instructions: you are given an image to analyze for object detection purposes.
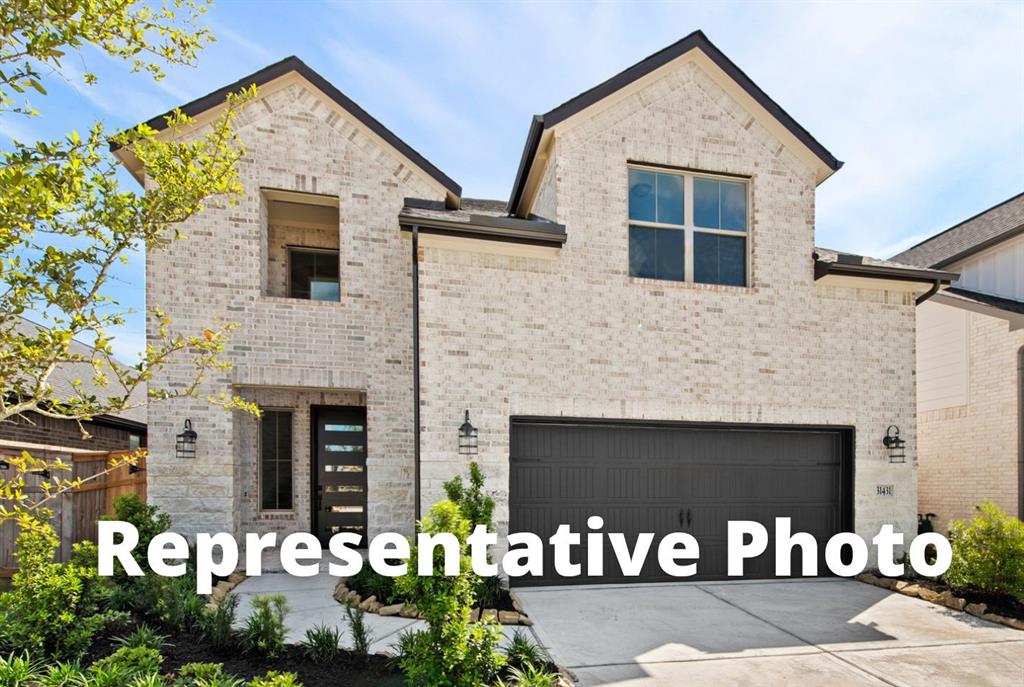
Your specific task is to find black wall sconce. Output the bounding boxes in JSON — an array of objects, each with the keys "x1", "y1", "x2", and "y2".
[
  {"x1": 176, "y1": 419, "x2": 198, "y2": 459},
  {"x1": 458, "y1": 410, "x2": 478, "y2": 456},
  {"x1": 0, "y1": 459, "x2": 9, "y2": 471},
  {"x1": 883, "y1": 425, "x2": 906, "y2": 464}
]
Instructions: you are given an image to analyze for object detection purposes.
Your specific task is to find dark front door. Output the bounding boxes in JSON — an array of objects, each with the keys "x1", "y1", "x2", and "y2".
[
  {"x1": 313, "y1": 406, "x2": 368, "y2": 546},
  {"x1": 509, "y1": 419, "x2": 852, "y2": 586}
]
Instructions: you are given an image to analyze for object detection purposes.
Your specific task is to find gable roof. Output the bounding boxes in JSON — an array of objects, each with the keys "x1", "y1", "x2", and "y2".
[
  {"x1": 508, "y1": 30, "x2": 843, "y2": 215},
  {"x1": 113, "y1": 56, "x2": 462, "y2": 202},
  {"x1": 893, "y1": 192, "x2": 1024, "y2": 268}
]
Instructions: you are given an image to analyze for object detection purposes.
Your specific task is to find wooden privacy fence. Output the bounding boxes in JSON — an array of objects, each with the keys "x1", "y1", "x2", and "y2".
[{"x1": 0, "y1": 446, "x2": 146, "y2": 576}]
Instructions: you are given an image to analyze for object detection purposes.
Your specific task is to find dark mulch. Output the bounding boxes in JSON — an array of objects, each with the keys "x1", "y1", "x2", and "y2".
[
  {"x1": 949, "y1": 587, "x2": 1024, "y2": 620},
  {"x1": 889, "y1": 576, "x2": 1024, "y2": 621},
  {"x1": 88, "y1": 631, "x2": 404, "y2": 686}
]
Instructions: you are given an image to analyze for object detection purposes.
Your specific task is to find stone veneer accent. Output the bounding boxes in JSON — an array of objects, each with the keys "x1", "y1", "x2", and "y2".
[
  {"x1": 918, "y1": 310, "x2": 1023, "y2": 532},
  {"x1": 146, "y1": 58, "x2": 919, "y2": 566}
]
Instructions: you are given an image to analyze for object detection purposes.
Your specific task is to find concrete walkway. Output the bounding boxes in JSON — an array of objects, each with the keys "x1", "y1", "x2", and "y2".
[
  {"x1": 232, "y1": 573, "x2": 529, "y2": 656},
  {"x1": 516, "y1": 578, "x2": 1024, "y2": 686}
]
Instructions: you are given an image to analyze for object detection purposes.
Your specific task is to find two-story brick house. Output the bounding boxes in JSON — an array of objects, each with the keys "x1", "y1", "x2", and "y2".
[
  {"x1": 117, "y1": 31, "x2": 955, "y2": 582},
  {"x1": 894, "y1": 193, "x2": 1024, "y2": 533}
]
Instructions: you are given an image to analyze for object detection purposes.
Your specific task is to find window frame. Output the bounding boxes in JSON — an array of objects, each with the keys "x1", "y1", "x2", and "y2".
[
  {"x1": 258, "y1": 407, "x2": 295, "y2": 513},
  {"x1": 627, "y1": 164, "x2": 750, "y2": 286},
  {"x1": 286, "y1": 245, "x2": 341, "y2": 302}
]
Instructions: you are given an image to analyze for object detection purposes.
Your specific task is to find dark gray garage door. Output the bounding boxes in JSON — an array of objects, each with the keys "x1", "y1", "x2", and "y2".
[{"x1": 509, "y1": 419, "x2": 852, "y2": 586}]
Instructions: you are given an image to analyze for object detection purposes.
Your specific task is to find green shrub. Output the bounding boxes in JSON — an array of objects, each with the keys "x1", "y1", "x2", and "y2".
[
  {"x1": 0, "y1": 652, "x2": 43, "y2": 686},
  {"x1": 172, "y1": 662, "x2": 244, "y2": 687},
  {"x1": 388, "y1": 629, "x2": 417, "y2": 671},
  {"x1": 347, "y1": 566, "x2": 398, "y2": 604},
  {"x1": 396, "y1": 500, "x2": 505, "y2": 686},
  {"x1": 153, "y1": 575, "x2": 206, "y2": 633},
  {"x1": 499, "y1": 662, "x2": 559, "y2": 687},
  {"x1": 200, "y1": 593, "x2": 239, "y2": 650},
  {"x1": 102, "y1": 495, "x2": 172, "y2": 577},
  {"x1": 128, "y1": 674, "x2": 166, "y2": 687},
  {"x1": 946, "y1": 502, "x2": 1024, "y2": 598},
  {"x1": 241, "y1": 595, "x2": 289, "y2": 659},
  {"x1": 39, "y1": 661, "x2": 87, "y2": 686},
  {"x1": 344, "y1": 603, "x2": 372, "y2": 657},
  {"x1": 503, "y1": 630, "x2": 545, "y2": 671},
  {"x1": 300, "y1": 624, "x2": 341, "y2": 664},
  {"x1": 0, "y1": 526, "x2": 123, "y2": 658},
  {"x1": 247, "y1": 672, "x2": 300, "y2": 687},
  {"x1": 113, "y1": 624, "x2": 170, "y2": 651},
  {"x1": 88, "y1": 646, "x2": 163, "y2": 682},
  {"x1": 474, "y1": 575, "x2": 504, "y2": 609},
  {"x1": 443, "y1": 462, "x2": 495, "y2": 529}
]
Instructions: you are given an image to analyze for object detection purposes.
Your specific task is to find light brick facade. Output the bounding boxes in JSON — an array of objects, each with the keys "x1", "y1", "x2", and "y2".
[
  {"x1": 146, "y1": 79, "x2": 443, "y2": 540},
  {"x1": 143, "y1": 53, "x2": 920, "y2": 564},
  {"x1": 918, "y1": 308, "x2": 1023, "y2": 532},
  {"x1": 417, "y1": 61, "x2": 918, "y2": 554}
]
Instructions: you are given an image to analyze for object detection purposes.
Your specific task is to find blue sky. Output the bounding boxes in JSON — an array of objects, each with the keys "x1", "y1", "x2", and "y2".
[{"x1": 4, "y1": 0, "x2": 1023, "y2": 361}]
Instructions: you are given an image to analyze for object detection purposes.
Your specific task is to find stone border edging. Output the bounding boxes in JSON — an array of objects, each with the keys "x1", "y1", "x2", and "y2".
[
  {"x1": 855, "y1": 573, "x2": 1024, "y2": 631},
  {"x1": 206, "y1": 571, "x2": 247, "y2": 609},
  {"x1": 332, "y1": 579, "x2": 534, "y2": 626}
]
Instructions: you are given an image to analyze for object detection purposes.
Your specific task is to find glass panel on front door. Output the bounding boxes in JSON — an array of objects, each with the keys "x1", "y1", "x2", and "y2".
[{"x1": 314, "y1": 406, "x2": 367, "y2": 546}]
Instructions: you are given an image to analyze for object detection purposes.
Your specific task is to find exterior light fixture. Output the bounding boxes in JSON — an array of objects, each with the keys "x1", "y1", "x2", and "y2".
[
  {"x1": 458, "y1": 410, "x2": 478, "y2": 456},
  {"x1": 176, "y1": 419, "x2": 198, "y2": 459},
  {"x1": 883, "y1": 425, "x2": 906, "y2": 464},
  {"x1": 0, "y1": 459, "x2": 9, "y2": 470}
]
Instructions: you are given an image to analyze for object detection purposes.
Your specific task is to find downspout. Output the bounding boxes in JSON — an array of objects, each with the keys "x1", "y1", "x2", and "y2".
[
  {"x1": 1018, "y1": 347, "x2": 1023, "y2": 520},
  {"x1": 915, "y1": 279, "x2": 942, "y2": 306},
  {"x1": 412, "y1": 224, "x2": 421, "y2": 523}
]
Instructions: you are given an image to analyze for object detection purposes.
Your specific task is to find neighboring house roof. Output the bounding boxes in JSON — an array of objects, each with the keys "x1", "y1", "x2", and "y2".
[
  {"x1": 508, "y1": 30, "x2": 843, "y2": 216},
  {"x1": 812, "y1": 248, "x2": 958, "y2": 285},
  {"x1": 9, "y1": 317, "x2": 147, "y2": 429},
  {"x1": 399, "y1": 197, "x2": 567, "y2": 247},
  {"x1": 892, "y1": 192, "x2": 1024, "y2": 269},
  {"x1": 112, "y1": 55, "x2": 462, "y2": 202},
  {"x1": 930, "y1": 287, "x2": 1024, "y2": 332}
]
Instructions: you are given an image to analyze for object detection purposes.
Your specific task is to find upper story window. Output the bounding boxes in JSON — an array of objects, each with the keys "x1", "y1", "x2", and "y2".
[
  {"x1": 289, "y1": 247, "x2": 340, "y2": 300},
  {"x1": 628, "y1": 166, "x2": 748, "y2": 287},
  {"x1": 264, "y1": 190, "x2": 340, "y2": 301}
]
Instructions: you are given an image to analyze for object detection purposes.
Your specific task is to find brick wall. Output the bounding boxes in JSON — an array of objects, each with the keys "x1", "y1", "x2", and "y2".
[
  {"x1": 145, "y1": 77, "x2": 444, "y2": 539},
  {"x1": 918, "y1": 308, "x2": 1023, "y2": 532},
  {"x1": 416, "y1": 60, "x2": 919, "y2": 559},
  {"x1": 145, "y1": 59, "x2": 920, "y2": 563},
  {"x1": 0, "y1": 412, "x2": 142, "y2": 452}
]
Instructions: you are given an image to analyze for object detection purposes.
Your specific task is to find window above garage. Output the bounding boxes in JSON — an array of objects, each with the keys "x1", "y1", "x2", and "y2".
[{"x1": 628, "y1": 165, "x2": 748, "y2": 287}]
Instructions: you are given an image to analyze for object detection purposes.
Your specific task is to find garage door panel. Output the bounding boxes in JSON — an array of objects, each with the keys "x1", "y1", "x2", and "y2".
[{"x1": 510, "y1": 420, "x2": 850, "y2": 585}]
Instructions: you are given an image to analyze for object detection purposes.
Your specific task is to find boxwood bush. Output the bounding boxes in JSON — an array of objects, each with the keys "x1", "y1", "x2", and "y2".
[{"x1": 946, "y1": 502, "x2": 1024, "y2": 599}]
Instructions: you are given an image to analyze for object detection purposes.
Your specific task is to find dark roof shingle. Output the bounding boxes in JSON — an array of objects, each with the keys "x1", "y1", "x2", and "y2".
[{"x1": 892, "y1": 193, "x2": 1024, "y2": 268}]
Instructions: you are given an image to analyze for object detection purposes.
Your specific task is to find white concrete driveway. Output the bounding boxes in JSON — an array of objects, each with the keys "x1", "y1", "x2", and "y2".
[{"x1": 516, "y1": 578, "x2": 1024, "y2": 686}]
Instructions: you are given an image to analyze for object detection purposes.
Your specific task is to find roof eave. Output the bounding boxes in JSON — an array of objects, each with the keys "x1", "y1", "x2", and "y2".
[
  {"x1": 398, "y1": 212, "x2": 566, "y2": 247},
  {"x1": 110, "y1": 56, "x2": 462, "y2": 202},
  {"x1": 813, "y1": 259, "x2": 959, "y2": 284},
  {"x1": 508, "y1": 30, "x2": 843, "y2": 217}
]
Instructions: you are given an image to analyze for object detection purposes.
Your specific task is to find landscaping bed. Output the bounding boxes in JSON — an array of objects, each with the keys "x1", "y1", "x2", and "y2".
[
  {"x1": 856, "y1": 573, "x2": 1024, "y2": 630},
  {"x1": 85, "y1": 630, "x2": 403, "y2": 686},
  {"x1": 336, "y1": 573, "x2": 532, "y2": 626}
]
